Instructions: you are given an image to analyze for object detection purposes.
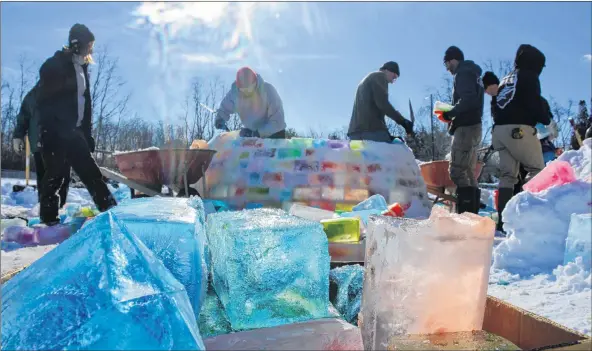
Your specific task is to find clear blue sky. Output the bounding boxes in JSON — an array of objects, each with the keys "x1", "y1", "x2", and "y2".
[{"x1": 2, "y1": 1, "x2": 591, "y2": 134}]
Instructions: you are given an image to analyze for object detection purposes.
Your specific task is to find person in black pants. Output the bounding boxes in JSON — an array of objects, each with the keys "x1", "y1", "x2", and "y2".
[
  {"x1": 37, "y1": 24, "x2": 116, "y2": 225},
  {"x1": 13, "y1": 83, "x2": 71, "y2": 207}
]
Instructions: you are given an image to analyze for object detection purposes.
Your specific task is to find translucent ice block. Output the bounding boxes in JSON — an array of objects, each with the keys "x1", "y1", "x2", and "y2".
[
  {"x1": 564, "y1": 213, "x2": 592, "y2": 268},
  {"x1": 1, "y1": 218, "x2": 27, "y2": 234},
  {"x1": 329, "y1": 264, "x2": 364, "y2": 324},
  {"x1": 203, "y1": 318, "x2": 363, "y2": 351},
  {"x1": 339, "y1": 209, "x2": 383, "y2": 227},
  {"x1": 1, "y1": 213, "x2": 205, "y2": 350},
  {"x1": 352, "y1": 194, "x2": 388, "y2": 212},
  {"x1": 109, "y1": 197, "x2": 208, "y2": 318},
  {"x1": 360, "y1": 207, "x2": 495, "y2": 350},
  {"x1": 206, "y1": 208, "x2": 331, "y2": 330},
  {"x1": 321, "y1": 217, "x2": 361, "y2": 242},
  {"x1": 198, "y1": 286, "x2": 233, "y2": 338},
  {"x1": 289, "y1": 203, "x2": 337, "y2": 221},
  {"x1": 3, "y1": 224, "x2": 72, "y2": 246},
  {"x1": 523, "y1": 160, "x2": 577, "y2": 193}
]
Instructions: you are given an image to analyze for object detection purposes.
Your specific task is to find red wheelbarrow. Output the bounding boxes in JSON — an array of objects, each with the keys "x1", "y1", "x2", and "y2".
[{"x1": 100, "y1": 148, "x2": 216, "y2": 198}]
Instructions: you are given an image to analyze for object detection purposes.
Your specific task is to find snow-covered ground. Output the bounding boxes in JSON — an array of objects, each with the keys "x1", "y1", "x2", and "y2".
[{"x1": 2, "y1": 138, "x2": 592, "y2": 337}]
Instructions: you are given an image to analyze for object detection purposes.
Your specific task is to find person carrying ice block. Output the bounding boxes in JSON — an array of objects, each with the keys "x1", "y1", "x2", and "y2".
[{"x1": 214, "y1": 66, "x2": 287, "y2": 139}]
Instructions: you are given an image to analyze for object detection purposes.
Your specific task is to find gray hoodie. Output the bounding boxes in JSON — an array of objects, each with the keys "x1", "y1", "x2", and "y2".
[{"x1": 215, "y1": 74, "x2": 286, "y2": 137}]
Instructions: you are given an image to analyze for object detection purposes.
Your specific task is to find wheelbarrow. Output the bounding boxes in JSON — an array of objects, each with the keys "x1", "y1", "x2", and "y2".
[
  {"x1": 420, "y1": 160, "x2": 484, "y2": 211},
  {"x1": 100, "y1": 148, "x2": 216, "y2": 198}
]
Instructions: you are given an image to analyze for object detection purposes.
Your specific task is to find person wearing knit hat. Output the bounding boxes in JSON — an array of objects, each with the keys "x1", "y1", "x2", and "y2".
[
  {"x1": 347, "y1": 61, "x2": 414, "y2": 142},
  {"x1": 36, "y1": 23, "x2": 116, "y2": 226},
  {"x1": 439, "y1": 46, "x2": 484, "y2": 215},
  {"x1": 215, "y1": 66, "x2": 287, "y2": 139}
]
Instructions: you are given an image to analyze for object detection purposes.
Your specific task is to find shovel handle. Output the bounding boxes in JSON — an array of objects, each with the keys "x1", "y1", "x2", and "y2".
[{"x1": 25, "y1": 137, "x2": 30, "y2": 186}]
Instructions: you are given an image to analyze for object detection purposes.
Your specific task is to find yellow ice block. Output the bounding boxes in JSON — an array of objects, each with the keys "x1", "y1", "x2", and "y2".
[{"x1": 320, "y1": 217, "x2": 360, "y2": 243}]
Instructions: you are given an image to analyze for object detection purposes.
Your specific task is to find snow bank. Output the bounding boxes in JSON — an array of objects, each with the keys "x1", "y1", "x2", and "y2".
[{"x1": 558, "y1": 138, "x2": 592, "y2": 182}]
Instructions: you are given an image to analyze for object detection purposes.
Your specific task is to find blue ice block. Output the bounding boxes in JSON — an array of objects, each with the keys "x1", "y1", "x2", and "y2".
[
  {"x1": 339, "y1": 209, "x2": 383, "y2": 227},
  {"x1": 352, "y1": 194, "x2": 388, "y2": 212},
  {"x1": 564, "y1": 213, "x2": 592, "y2": 268},
  {"x1": 198, "y1": 285, "x2": 233, "y2": 338},
  {"x1": 329, "y1": 264, "x2": 364, "y2": 324},
  {"x1": 206, "y1": 208, "x2": 331, "y2": 331},
  {"x1": 109, "y1": 197, "x2": 208, "y2": 318},
  {"x1": 1, "y1": 212, "x2": 205, "y2": 350}
]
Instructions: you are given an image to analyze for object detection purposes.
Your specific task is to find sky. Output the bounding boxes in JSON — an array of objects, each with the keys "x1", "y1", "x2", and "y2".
[{"x1": 1, "y1": 1, "x2": 591, "y2": 135}]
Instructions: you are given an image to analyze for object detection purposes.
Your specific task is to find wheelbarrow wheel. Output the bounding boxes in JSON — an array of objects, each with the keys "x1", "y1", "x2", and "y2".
[{"x1": 177, "y1": 186, "x2": 200, "y2": 198}]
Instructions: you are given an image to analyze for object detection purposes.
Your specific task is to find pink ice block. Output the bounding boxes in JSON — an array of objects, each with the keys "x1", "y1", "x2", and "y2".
[
  {"x1": 203, "y1": 318, "x2": 363, "y2": 350},
  {"x1": 2, "y1": 224, "x2": 72, "y2": 246},
  {"x1": 523, "y1": 160, "x2": 577, "y2": 193}
]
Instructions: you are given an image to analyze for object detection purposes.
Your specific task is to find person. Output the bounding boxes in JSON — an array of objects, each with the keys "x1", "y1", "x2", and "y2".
[
  {"x1": 347, "y1": 61, "x2": 414, "y2": 142},
  {"x1": 571, "y1": 117, "x2": 592, "y2": 150},
  {"x1": 438, "y1": 46, "x2": 484, "y2": 214},
  {"x1": 36, "y1": 23, "x2": 116, "y2": 225},
  {"x1": 490, "y1": 44, "x2": 550, "y2": 232},
  {"x1": 13, "y1": 83, "x2": 71, "y2": 207},
  {"x1": 215, "y1": 66, "x2": 287, "y2": 139}
]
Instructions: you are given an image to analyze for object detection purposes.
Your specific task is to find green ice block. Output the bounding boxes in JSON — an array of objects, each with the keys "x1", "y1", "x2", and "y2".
[{"x1": 320, "y1": 217, "x2": 360, "y2": 243}]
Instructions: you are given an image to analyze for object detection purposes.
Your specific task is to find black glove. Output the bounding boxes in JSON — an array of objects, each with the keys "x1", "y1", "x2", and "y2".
[
  {"x1": 86, "y1": 135, "x2": 96, "y2": 153},
  {"x1": 401, "y1": 118, "x2": 414, "y2": 136},
  {"x1": 215, "y1": 119, "x2": 229, "y2": 131},
  {"x1": 442, "y1": 111, "x2": 453, "y2": 122}
]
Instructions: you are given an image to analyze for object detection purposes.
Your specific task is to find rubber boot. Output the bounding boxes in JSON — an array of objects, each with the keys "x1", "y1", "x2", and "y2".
[
  {"x1": 456, "y1": 187, "x2": 474, "y2": 214},
  {"x1": 496, "y1": 188, "x2": 514, "y2": 233},
  {"x1": 474, "y1": 187, "x2": 483, "y2": 214}
]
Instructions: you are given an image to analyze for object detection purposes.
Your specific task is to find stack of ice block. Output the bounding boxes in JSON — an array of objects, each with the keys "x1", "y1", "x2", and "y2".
[
  {"x1": 1, "y1": 212, "x2": 205, "y2": 350},
  {"x1": 109, "y1": 197, "x2": 208, "y2": 317},
  {"x1": 206, "y1": 208, "x2": 331, "y2": 330},
  {"x1": 564, "y1": 213, "x2": 592, "y2": 268},
  {"x1": 360, "y1": 206, "x2": 495, "y2": 350},
  {"x1": 201, "y1": 135, "x2": 431, "y2": 215}
]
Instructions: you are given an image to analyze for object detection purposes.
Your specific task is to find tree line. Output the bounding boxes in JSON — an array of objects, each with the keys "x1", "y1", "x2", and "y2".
[{"x1": 2, "y1": 48, "x2": 590, "y2": 175}]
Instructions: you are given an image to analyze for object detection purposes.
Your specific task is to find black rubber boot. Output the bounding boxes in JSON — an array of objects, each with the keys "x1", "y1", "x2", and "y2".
[
  {"x1": 496, "y1": 188, "x2": 514, "y2": 233},
  {"x1": 474, "y1": 187, "x2": 483, "y2": 214},
  {"x1": 456, "y1": 187, "x2": 475, "y2": 214}
]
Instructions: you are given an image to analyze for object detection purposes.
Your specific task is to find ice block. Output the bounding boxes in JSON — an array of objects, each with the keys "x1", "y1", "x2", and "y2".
[
  {"x1": 198, "y1": 286, "x2": 233, "y2": 338},
  {"x1": 523, "y1": 160, "x2": 577, "y2": 193},
  {"x1": 1, "y1": 218, "x2": 27, "y2": 233},
  {"x1": 2, "y1": 224, "x2": 73, "y2": 246},
  {"x1": 289, "y1": 203, "x2": 337, "y2": 221},
  {"x1": 321, "y1": 217, "x2": 361, "y2": 242},
  {"x1": 339, "y1": 209, "x2": 382, "y2": 227},
  {"x1": 1, "y1": 212, "x2": 205, "y2": 350},
  {"x1": 352, "y1": 194, "x2": 388, "y2": 212},
  {"x1": 360, "y1": 207, "x2": 495, "y2": 350},
  {"x1": 109, "y1": 197, "x2": 208, "y2": 318},
  {"x1": 206, "y1": 208, "x2": 331, "y2": 330},
  {"x1": 329, "y1": 264, "x2": 364, "y2": 324},
  {"x1": 203, "y1": 318, "x2": 363, "y2": 351},
  {"x1": 564, "y1": 213, "x2": 592, "y2": 268}
]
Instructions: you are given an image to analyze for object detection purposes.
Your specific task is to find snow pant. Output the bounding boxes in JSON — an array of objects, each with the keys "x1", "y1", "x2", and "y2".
[
  {"x1": 34, "y1": 152, "x2": 70, "y2": 208},
  {"x1": 39, "y1": 129, "x2": 116, "y2": 224},
  {"x1": 348, "y1": 130, "x2": 392, "y2": 143},
  {"x1": 239, "y1": 128, "x2": 287, "y2": 139},
  {"x1": 449, "y1": 124, "x2": 482, "y2": 188},
  {"x1": 492, "y1": 124, "x2": 545, "y2": 190}
]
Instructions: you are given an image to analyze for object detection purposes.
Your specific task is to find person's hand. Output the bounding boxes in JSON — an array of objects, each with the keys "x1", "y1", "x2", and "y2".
[
  {"x1": 401, "y1": 118, "x2": 414, "y2": 136},
  {"x1": 13, "y1": 138, "x2": 24, "y2": 153},
  {"x1": 435, "y1": 110, "x2": 452, "y2": 123},
  {"x1": 215, "y1": 119, "x2": 229, "y2": 131}
]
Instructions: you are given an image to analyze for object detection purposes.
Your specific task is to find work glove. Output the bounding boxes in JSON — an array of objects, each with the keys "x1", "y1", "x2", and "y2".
[
  {"x1": 400, "y1": 118, "x2": 415, "y2": 137},
  {"x1": 215, "y1": 119, "x2": 229, "y2": 131},
  {"x1": 435, "y1": 110, "x2": 452, "y2": 123},
  {"x1": 13, "y1": 138, "x2": 24, "y2": 153}
]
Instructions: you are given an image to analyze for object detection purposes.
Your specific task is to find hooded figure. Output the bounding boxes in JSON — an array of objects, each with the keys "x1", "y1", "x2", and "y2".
[
  {"x1": 491, "y1": 44, "x2": 548, "y2": 233},
  {"x1": 215, "y1": 67, "x2": 287, "y2": 139}
]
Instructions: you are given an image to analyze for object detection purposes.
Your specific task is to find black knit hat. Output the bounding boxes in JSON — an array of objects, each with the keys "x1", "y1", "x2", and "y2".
[
  {"x1": 482, "y1": 71, "x2": 500, "y2": 88},
  {"x1": 444, "y1": 46, "x2": 464, "y2": 62},
  {"x1": 69, "y1": 24, "x2": 95, "y2": 46},
  {"x1": 380, "y1": 61, "x2": 400, "y2": 76}
]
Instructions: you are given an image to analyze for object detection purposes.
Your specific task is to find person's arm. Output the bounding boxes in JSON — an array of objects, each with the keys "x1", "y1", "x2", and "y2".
[
  {"x1": 258, "y1": 83, "x2": 286, "y2": 137},
  {"x1": 14, "y1": 92, "x2": 32, "y2": 140},
  {"x1": 520, "y1": 70, "x2": 546, "y2": 124},
  {"x1": 214, "y1": 87, "x2": 236, "y2": 127},
  {"x1": 38, "y1": 57, "x2": 65, "y2": 102},
  {"x1": 447, "y1": 70, "x2": 480, "y2": 120},
  {"x1": 370, "y1": 74, "x2": 406, "y2": 125},
  {"x1": 539, "y1": 96, "x2": 552, "y2": 126}
]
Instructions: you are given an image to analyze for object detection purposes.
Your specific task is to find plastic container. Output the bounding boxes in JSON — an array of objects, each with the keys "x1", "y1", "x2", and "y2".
[{"x1": 523, "y1": 160, "x2": 577, "y2": 193}]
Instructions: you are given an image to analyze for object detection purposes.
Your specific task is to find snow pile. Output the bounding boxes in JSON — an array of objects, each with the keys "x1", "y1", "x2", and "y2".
[
  {"x1": 557, "y1": 138, "x2": 592, "y2": 182},
  {"x1": 552, "y1": 257, "x2": 591, "y2": 293}
]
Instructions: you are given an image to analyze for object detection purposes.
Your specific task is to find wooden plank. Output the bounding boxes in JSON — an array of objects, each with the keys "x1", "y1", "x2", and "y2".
[{"x1": 100, "y1": 167, "x2": 160, "y2": 197}]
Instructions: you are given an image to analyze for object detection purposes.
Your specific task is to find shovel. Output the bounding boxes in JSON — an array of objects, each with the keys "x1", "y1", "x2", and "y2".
[{"x1": 13, "y1": 138, "x2": 38, "y2": 193}]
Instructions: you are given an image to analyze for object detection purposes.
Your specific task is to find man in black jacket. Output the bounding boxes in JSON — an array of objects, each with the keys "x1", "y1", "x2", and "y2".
[
  {"x1": 491, "y1": 44, "x2": 549, "y2": 232},
  {"x1": 13, "y1": 83, "x2": 71, "y2": 206},
  {"x1": 37, "y1": 24, "x2": 116, "y2": 225},
  {"x1": 348, "y1": 61, "x2": 414, "y2": 142},
  {"x1": 440, "y1": 46, "x2": 484, "y2": 214}
]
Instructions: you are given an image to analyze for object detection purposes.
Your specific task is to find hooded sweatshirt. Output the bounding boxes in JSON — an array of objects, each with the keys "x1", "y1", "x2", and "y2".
[
  {"x1": 215, "y1": 74, "x2": 286, "y2": 138},
  {"x1": 493, "y1": 45, "x2": 550, "y2": 127},
  {"x1": 447, "y1": 60, "x2": 484, "y2": 135}
]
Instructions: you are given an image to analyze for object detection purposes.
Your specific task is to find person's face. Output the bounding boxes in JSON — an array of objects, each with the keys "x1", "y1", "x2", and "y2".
[
  {"x1": 444, "y1": 59, "x2": 459, "y2": 74},
  {"x1": 79, "y1": 41, "x2": 94, "y2": 56},
  {"x1": 385, "y1": 70, "x2": 399, "y2": 84},
  {"x1": 485, "y1": 84, "x2": 499, "y2": 97},
  {"x1": 239, "y1": 83, "x2": 256, "y2": 96}
]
